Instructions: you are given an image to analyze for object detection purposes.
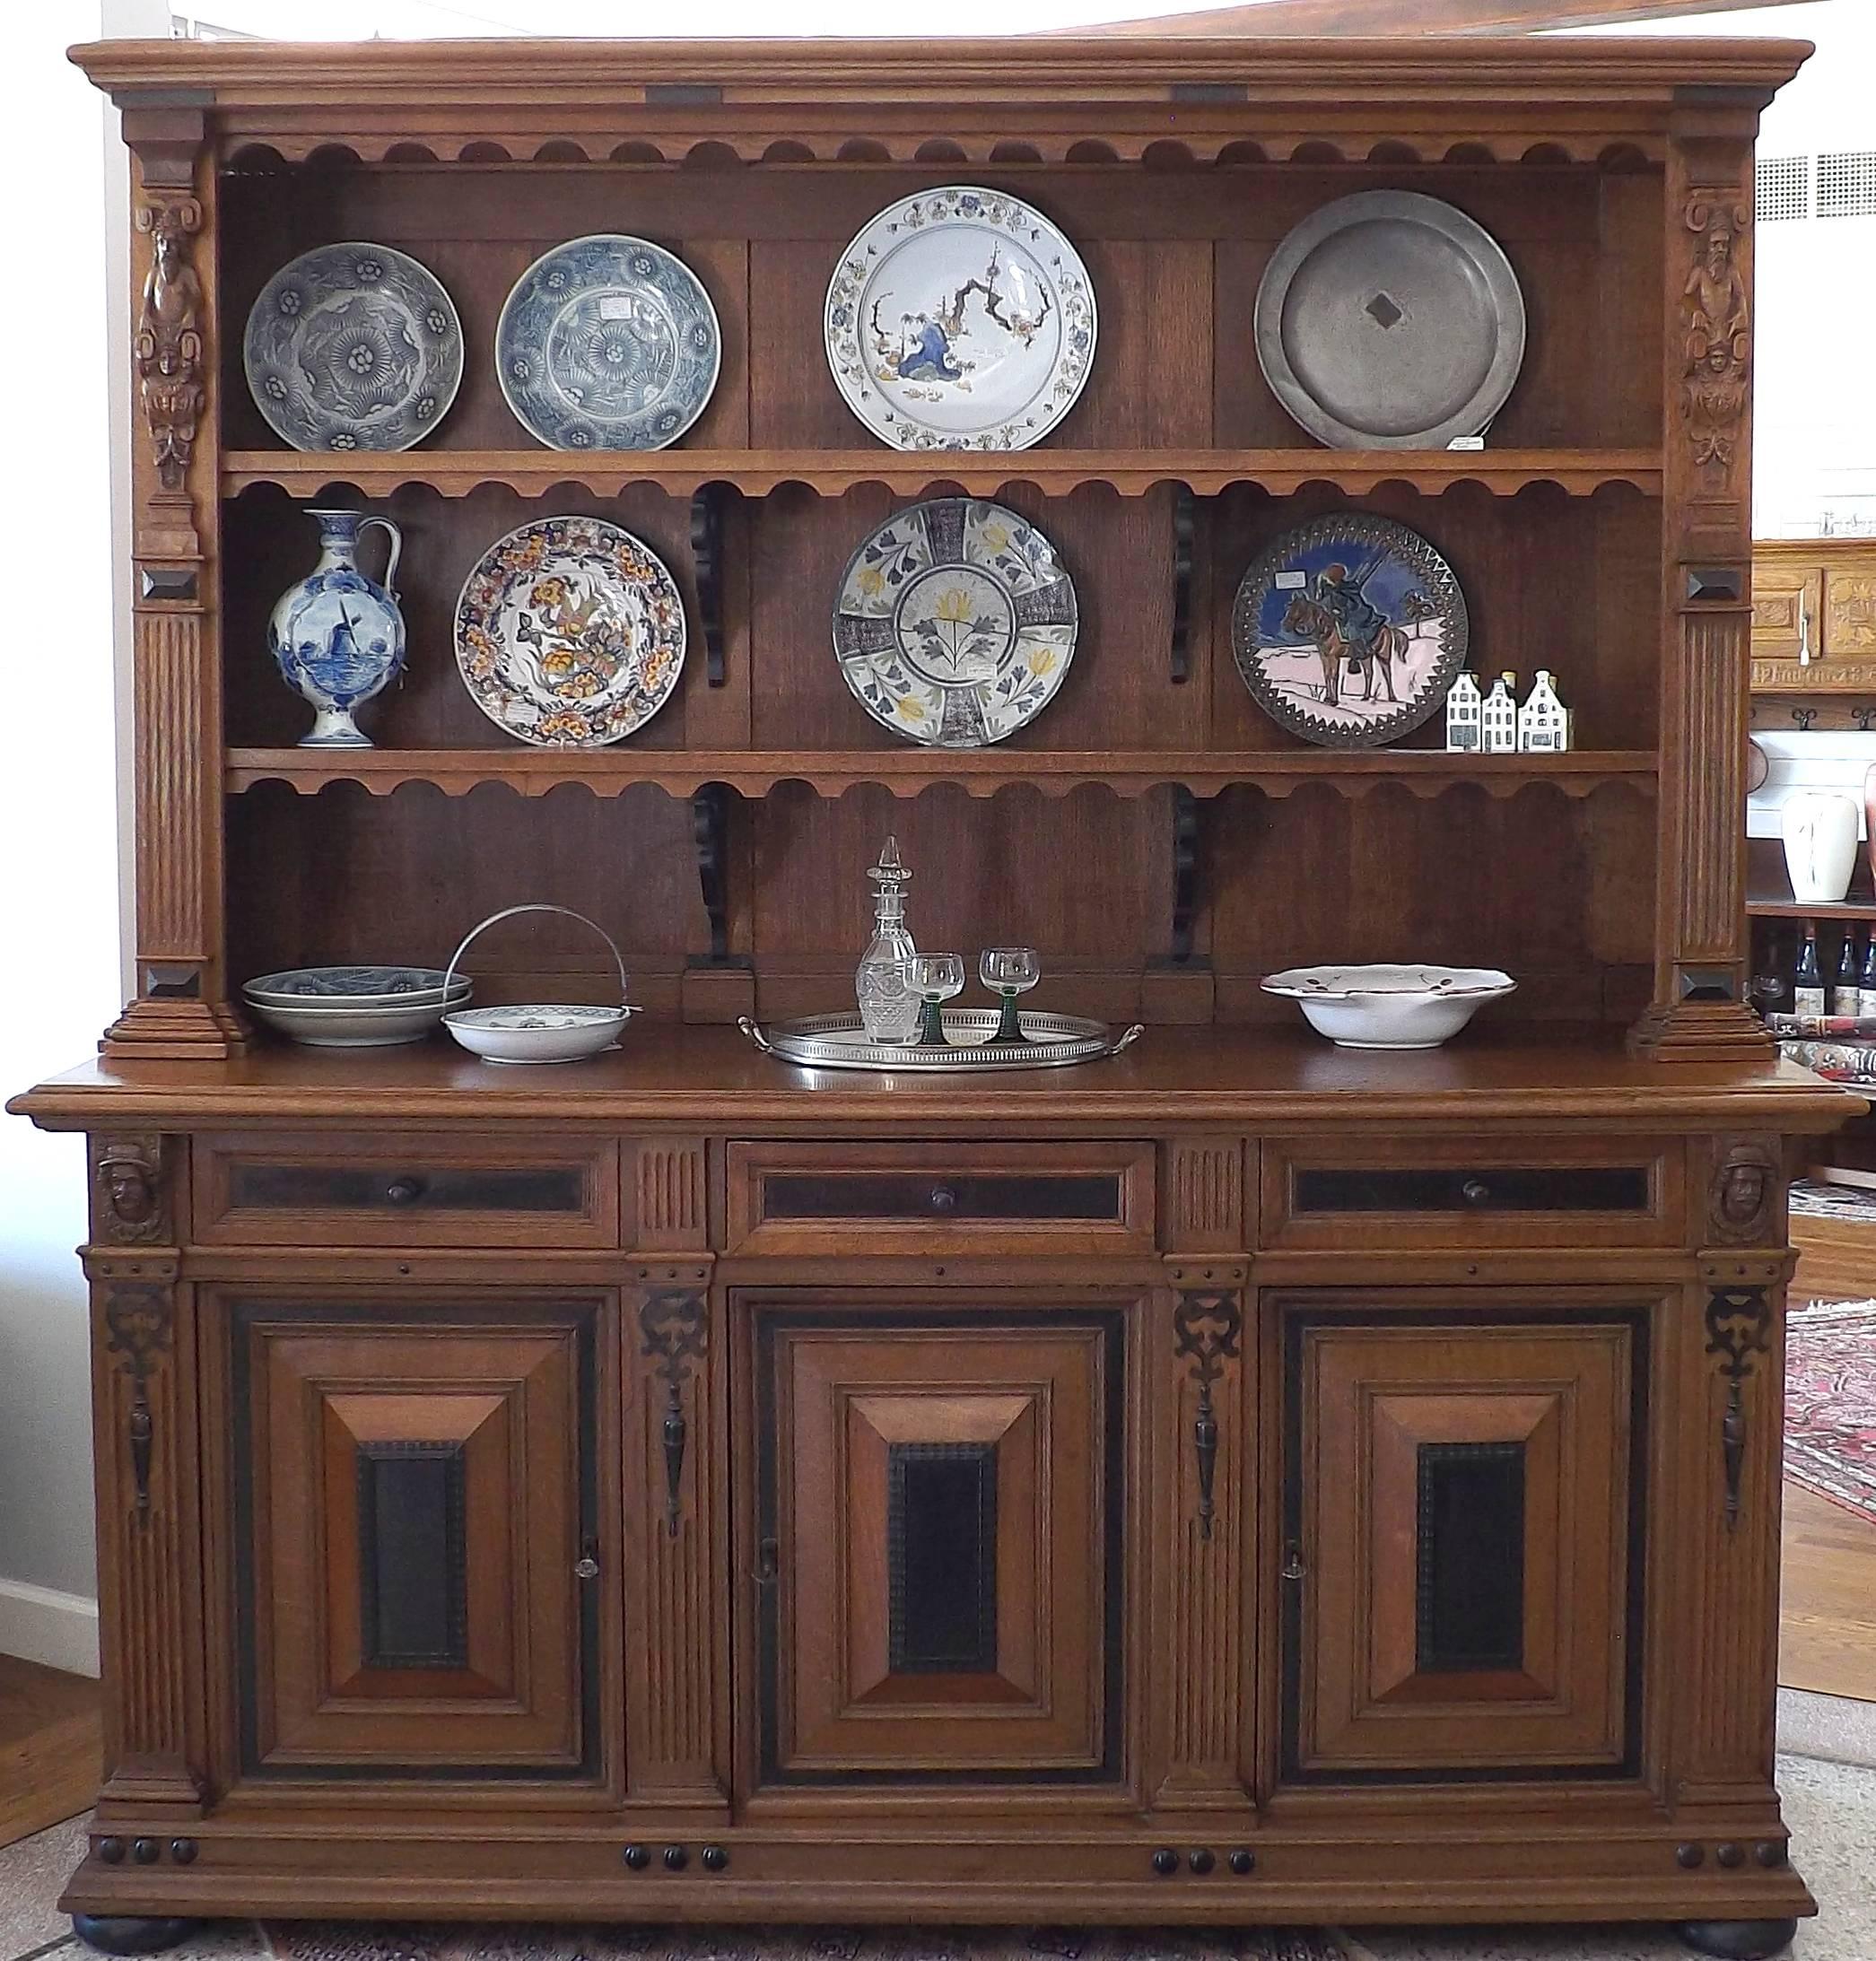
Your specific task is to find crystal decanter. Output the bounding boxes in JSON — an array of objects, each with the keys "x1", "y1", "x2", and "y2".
[{"x1": 855, "y1": 835, "x2": 920, "y2": 1044}]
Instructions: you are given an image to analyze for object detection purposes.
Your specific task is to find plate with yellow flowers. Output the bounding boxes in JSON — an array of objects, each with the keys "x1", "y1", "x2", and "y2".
[
  {"x1": 454, "y1": 515, "x2": 686, "y2": 746},
  {"x1": 832, "y1": 498, "x2": 1078, "y2": 748}
]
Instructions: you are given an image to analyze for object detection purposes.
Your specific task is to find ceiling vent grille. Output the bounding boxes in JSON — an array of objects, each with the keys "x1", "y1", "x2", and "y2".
[
  {"x1": 1819, "y1": 152, "x2": 1876, "y2": 220},
  {"x1": 1757, "y1": 154, "x2": 1811, "y2": 222}
]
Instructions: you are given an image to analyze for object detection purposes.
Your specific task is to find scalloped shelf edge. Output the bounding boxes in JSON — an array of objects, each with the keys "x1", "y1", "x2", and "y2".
[
  {"x1": 225, "y1": 749, "x2": 1660, "y2": 801},
  {"x1": 220, "y1": 449, "x2": 1665, "y2": 502}
]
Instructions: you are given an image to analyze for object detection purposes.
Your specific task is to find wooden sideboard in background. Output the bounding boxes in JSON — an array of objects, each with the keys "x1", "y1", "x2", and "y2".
[{"x1": 1751, "y1": 537, "x2": 1876, "y2": 693}]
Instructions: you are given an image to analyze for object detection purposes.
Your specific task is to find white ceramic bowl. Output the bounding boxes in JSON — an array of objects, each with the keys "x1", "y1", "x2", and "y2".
[
  {"x1": 442, "y1": 1004, "x2": 634, "y2": 1065},
  {"x1": 1261, "y1": 963, "x2": 1515, "y2": 1050},
  {"x1": 246, "y1": 997, "x2": 457, "y2": 1047}
]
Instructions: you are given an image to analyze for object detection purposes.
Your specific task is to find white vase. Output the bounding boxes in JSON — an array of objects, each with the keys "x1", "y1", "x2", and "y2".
[{"x1": 1781, "y1": 790, "x2": 1860, "y2": 904}]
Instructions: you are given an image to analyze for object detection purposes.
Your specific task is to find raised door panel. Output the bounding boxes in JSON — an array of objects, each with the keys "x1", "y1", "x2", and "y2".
[
  {"x1": 1749, "y1": 561, "x2": 1821, "y2": 663},
  {"x1": 231, "y1": 1298, "x2": 598, "y2": 1778},
  {"x1": 1282, "y1": 1303, "x2": 1644, "y2": 1782},
  {"x1": 753, "y1": 1302, "x2": 1125, "y2": 1785}
]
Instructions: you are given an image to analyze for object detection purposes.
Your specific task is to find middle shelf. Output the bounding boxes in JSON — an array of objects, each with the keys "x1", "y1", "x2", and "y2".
[{"x1": 225, "y1": 746, "x2": 1659, "y2": 799}]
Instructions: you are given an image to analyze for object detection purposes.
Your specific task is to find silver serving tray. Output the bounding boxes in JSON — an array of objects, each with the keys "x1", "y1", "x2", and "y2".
[
  {"x1": 1254, "y1": 190, "x2": 1526, "y2": 450},
  {"x1": 739, "y1": 1010, "x2": 1144, "y2": 1072}
]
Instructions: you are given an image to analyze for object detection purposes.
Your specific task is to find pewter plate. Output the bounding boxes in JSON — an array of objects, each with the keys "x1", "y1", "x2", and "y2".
[
  {"x1": 244, "y1": 242, "x2": 464, "y2": 452},
  {"x1": 1254, "y1": 191, "x2": 1526, "y2": 449},
  {"x1": 496, "y1": 234, "x2": 721, "y2": 451},
  {"x1": 740, "y1": 1011, "x2": 1144, "y2": 1072}
]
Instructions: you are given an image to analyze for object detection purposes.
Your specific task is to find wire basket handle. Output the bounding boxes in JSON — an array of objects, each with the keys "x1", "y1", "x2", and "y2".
[{"x1": 443, "y1": 905, "x2": 630, "y2": 1007}]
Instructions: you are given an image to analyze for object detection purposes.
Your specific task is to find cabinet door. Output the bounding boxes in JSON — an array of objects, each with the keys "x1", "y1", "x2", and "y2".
[
  {"x1": 1282, "y1": 1303, "x2": 1643, "y2": 1782},
  {"x1": 230, "y1": 1298, "x2": 598, "y2": 1779},
  {"x1": 751, "y1": 1300, "x2": 1125, "y2": 1785}
]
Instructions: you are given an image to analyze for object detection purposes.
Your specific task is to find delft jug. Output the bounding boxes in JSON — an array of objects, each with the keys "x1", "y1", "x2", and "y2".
[{"x1": 267, "y1": 507, "x2": 406, "y2": 746}]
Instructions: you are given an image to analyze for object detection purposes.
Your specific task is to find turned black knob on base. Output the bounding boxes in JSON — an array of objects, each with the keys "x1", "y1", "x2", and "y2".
[
  {"x1": 1715, "y1": 1842, "x2": 1746, "y2": 1869},
  {"x1": 71, "y1": 1916, "x2": 199, "y2": 1956},
  {"x1": 621, "y1": 1844, "x2": 649, "y2": 1870},
  {"x1": 95, "y1": 1840, "x2": 126, "y2": 1866},
  {"x1": 702, "y1": 1845, "x2": 729, "y2": 1872},
  {"x1": 1188, "y1": 1849, "x2": 1215, "y2": 1875},
  {"x1": 1150, "y1": 1848, "x2": 1179, "y2": 1876},
  {"x1": 1754, "y1": 1841, "x2": 1788, "y2": 1869},
  {"x1": 1228, "y1": 1849, "x2": 1255, "y2": 1876},
  {"x1": 1677, "y1": 1922, "x2": 1800, "y2": 1961},
  {"x1": 1676, "y1": 1843, "x2": 1706, "y2": 1869},
  {"x1": 662, "y1": 1845, "x2": 688, "y2": 1871},
  {"x1": 168, "y1": 1841, "x2": 196, "y2": 1867},
  {"x1": 130, "y1": 1840, "x2": 160, "y2": 1866}
]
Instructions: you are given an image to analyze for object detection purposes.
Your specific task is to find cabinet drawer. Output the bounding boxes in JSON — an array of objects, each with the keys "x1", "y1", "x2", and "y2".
[
  {"x1": 727, "y1": 1141, "x2": 1156, "y2": 1253},
  {"x1": 1261, "y1": 1137, "x2": 1679, "y2": 1250},
  {"x1": 194, "y1": 1132, "x2": 621, "y2": 1247}
]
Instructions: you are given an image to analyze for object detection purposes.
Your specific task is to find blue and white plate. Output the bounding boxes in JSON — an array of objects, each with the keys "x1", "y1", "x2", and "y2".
[
  {"x1": 243, "y1": 242, "x2": 463, "y2": 452},
  {"x1": 495, "y1": 234, "x2": 721, "y2": 451}
]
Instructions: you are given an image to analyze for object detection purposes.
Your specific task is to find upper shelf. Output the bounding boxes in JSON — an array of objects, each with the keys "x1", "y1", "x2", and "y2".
[
  {"x1": 226, "y1": 746, "x2": 1658, "y2": 801},
  {"x1": 220, "y1": 448, "x2": 1665, "y2": 502}
]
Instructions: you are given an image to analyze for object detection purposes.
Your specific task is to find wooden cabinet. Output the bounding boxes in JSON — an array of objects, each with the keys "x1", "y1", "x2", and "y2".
[
  {"x1": 17, "y1": 25, "x2": 1861, "y2": 1957},
  {"x1": 1280, "y1": 1301, "x2": 1642, "y2": 1779},
  {"x1": 1750, "y1": 538, "x2": 1876, "y2": 692},
  {"x1": 226, "y1": 1296, "x2": 598, "y2": 1779},
  {"x1": 746, "y1": 1297, "x2": 1125, "y2": 1786}
]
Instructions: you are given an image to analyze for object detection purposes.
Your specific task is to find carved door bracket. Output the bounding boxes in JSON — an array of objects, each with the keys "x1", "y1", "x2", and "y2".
[
  {"x1": 1698, "y1": 1252, "x2": 1788, "y2": 1532},
  {"x1": 88, "y1": 1252, "x2": 179, "y2": 1517},
  {"x1": 1168, "y1": 1260, "x2": 1246, "y2": 1542},
  {"x1": 636, "y1": 1264, "x2": 710, "y2": 1538}
]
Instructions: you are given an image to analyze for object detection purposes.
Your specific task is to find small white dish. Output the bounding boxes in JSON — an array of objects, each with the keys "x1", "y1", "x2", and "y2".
[
  {"x1": 440, "y1": 904, "x2": 637, "y2": 1065},
  {"x1": 441, "y1": 1002, "x2": 633, "y2": 1065},
  {"x1": 1261, "y1": 963, "x2": 1514, "y2": 1050}
]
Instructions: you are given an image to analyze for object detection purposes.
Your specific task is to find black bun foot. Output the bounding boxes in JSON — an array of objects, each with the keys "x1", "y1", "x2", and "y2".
[
  {"x1": 1678, "y1": 1920, "x2": 1801, "y2": 1960},
  {"x1": 71, "y1": 1916, "x2": 199, "y2": 1955}
]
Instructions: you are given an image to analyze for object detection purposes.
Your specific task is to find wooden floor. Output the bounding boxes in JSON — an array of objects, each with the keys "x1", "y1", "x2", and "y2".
[
  {"x1": 1780, "y1": 1477, "x2": 1876, "y2": 1704},
  {"x1": 0, "y1": 1655, "x2": 101, "y2": 1849}
]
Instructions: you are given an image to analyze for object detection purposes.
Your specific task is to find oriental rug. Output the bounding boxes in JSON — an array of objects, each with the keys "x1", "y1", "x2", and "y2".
[{"x1": 1783, "y1": 1298, "x2": 1876, "y2": 1528}]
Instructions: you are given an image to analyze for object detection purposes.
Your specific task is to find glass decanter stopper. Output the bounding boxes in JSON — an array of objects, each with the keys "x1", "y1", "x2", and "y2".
[{"x1": 855, "y1": 835, "x2": 921, "y2": 1044}]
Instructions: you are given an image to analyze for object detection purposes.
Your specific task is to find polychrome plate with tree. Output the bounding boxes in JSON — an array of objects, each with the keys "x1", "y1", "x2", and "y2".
[
  {"x1": 825, "y1": 187, "x2": 1096, "y2": 450},
  {"x1": 833, "y1": 498, "x2": 1078, "y2": 748},
  {"x1": 454, "y1": 516, "x2": 686, "y2": 747}
]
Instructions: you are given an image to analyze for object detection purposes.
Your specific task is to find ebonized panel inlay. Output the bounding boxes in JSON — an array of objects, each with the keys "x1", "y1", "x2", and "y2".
[
  {"x1": 1415, "y1": 1441, "x2": 1527, "y2": 1673},
  {"x1": 1294, "y1": 1166, "x2": 1650, "y2": 1215},
  {"x1": 888, "y1": 1442, "x2": 998, "y2": 1674},
  {"x1": 356, "y1": 1441, "x2": 468, "y2": 1670}
]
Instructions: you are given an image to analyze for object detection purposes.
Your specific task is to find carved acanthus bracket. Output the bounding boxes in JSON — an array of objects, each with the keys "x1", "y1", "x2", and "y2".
[
  {"x1": 135, "y1": 196, "x2": 205, "y2": 498},
  {"x1": 1707, "y1": 1137, "x2": 1784, "y2": 1245},
  {"x1": 1680, "y1": 191, "x2": 1751, "y2": 492},
  {"x1": 86, "y1": 1252, "x2": 179, "y2": 1518},
  {"x1": 1169, "y1": 1261, "x2": 1246, "y2": 1542},
  {"x1": 1698, "y1": 1251, "x2": 1788, "y2": 1533},
  {"x1": 636, "y1": 1265, "x2": 710, "y2": 1538},
  {"x1": 89, "y1": 1134, "x2": 171, "y2": 1246}
]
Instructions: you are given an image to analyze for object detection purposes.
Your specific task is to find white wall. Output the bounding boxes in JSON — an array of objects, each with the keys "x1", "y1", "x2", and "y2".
[{"x1": 0, "y1": 0, "x2": 163, "y2": 1675}]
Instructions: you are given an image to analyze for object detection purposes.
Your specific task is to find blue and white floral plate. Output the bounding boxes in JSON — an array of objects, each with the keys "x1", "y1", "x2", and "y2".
[
  {"x1": 833, "y1": 498, "x2": 1078, "y2": 748},
  {"x1": 455, "y1": 515, "x2": 687, "y2": 746},
  {"x1": 825, "y1": 187, "x2": 1096, "y2": 450},
  {"x1": 495, "y1": 234, "x2": 721, "y2": 451},
  {"x1": 243, "y1": 242, "x2": 463, "y2": 452}
]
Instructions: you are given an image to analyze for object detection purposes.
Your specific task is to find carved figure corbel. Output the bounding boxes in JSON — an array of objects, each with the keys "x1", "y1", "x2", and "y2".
[
  {"x1": 90, "y1": 1134, "x2": 170, "y2": 1244},
  {"x1": 1680, "y1": 193, "x2": 1751, "y2": 484},
  {"x1": 135, "y1": 197, "x2": 205, "y2": 492}
]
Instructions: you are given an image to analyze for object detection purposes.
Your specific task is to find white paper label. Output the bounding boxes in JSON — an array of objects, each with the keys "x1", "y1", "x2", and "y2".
[
  {"x1": 598, "y1": 295, "x2": 637, "y2": 320},
  {"x1": 1275, "y1": 571, "x2": 1307, "y2": 590}
]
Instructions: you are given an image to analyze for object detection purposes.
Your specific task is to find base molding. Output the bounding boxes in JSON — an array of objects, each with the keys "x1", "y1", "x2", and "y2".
[
  {"x1": 101, "y1": 998, "x2": 248, "y2": 1063},
  {"x1": 0, "y1": 1576, "x2": 100, "y2": 1676},
  {"x1": 1628, "y1": 1000, "x2": 1777, "y2": 1063}
]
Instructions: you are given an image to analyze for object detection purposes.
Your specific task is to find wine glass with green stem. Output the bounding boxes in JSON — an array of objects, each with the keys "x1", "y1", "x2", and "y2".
[
  {"x1": 980, "y1": 946, "x2": 1041, "y2": 1043},
  {"x1": 908, "y1": 954, "x2": 965, "y2": 1047}
]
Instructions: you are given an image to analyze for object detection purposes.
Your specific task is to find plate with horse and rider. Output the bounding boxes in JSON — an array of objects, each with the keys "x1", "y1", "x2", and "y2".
[{"x1": 1229, "y1": 513, "x2": 1470, "y2": 749}]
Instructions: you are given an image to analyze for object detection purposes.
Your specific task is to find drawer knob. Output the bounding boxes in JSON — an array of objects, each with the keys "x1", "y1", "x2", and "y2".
[
  {"x1": 1150, "y1": 1848, "x2": 1179, "y2": 1877},
  {"x1": 384, "y1": 1177, "x2": 424, "y2": 1206},
  {"x1": 929, "y1": 1184, "x2": 958, "y2": 1213},
  {"x1": 1461, "y1": 1178, "x2": 1492, "y2": 1206}
]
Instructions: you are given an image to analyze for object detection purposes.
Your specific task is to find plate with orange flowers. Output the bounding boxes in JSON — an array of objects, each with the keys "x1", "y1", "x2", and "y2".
[
  {"x1": 832, "y1": 498, "x2": 1078, "y2": 748},
  {"x1": 454, "y1": 515, "x2": 686, "y2": 746}
]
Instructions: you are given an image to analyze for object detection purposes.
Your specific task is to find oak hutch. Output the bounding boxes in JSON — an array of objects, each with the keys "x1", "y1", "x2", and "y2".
[{"x1": 15, "y1": 33, "x2": 1857, "y2": 1961}]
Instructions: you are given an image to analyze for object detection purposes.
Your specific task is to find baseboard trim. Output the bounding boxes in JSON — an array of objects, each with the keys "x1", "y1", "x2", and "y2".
[
  {"x1": 1778, "y1": 1685, "x2": 1876, "y2": 1770},
  {"x1": 0, "y1": 1576, "x2": 100, "y2": 1677}
]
